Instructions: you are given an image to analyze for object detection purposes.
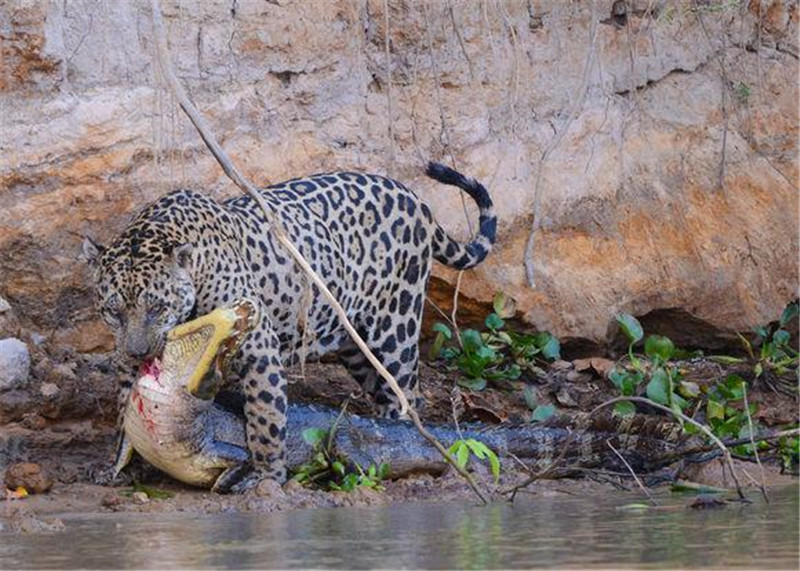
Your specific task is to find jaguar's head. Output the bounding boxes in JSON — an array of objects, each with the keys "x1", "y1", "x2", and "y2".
[{"x1": 83, "y1": 229, "x2": 198, "y2": 360}]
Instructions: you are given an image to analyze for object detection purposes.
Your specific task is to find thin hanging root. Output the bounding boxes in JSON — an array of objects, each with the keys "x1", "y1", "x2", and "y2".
[{"x1": 149, "y1": 0, "x2": 488, "y2": 505}]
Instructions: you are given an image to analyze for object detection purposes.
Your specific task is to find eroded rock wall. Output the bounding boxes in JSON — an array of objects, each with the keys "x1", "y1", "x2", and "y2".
[{"x1": 1, "y1": 0, "x2": 798, "y2": 353}]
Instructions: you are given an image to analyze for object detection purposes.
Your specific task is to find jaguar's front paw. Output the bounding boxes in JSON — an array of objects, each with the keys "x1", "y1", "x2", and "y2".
[{"x1": 215, "y1": 467, "x2": 285, "y2": 497}]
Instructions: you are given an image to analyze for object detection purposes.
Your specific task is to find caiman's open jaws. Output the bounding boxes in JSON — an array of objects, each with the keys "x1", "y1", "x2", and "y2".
[
  {"x1": 113, "y1": 299, "x2": 259, "y2": 482},
  {"x1": 169, "y1": 299, "x2": 260, "y2": 399}
]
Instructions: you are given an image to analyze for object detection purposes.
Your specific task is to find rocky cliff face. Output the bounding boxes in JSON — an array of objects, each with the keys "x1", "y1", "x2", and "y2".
[{"x1": 1, "y1": 0, "x2": 798, "y2": 354}]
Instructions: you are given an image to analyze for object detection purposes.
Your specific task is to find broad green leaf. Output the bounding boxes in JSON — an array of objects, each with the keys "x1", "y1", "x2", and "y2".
[
  {"x1": 465, "y1": 439, "x2": 488, "y2": 460},
  {"x1": 613, "y1": 401, "x2": 636, "y2": 418},
  {"x1": 707, "y1": 399, "x2": 725, "y2": 421},
  {"x1": 672, "y1": 393, "x2": 689, "y2": 411},
  {"x1": 476, "y1": 345, "x2": 498, "y2": 362},
  {"x1": 646, "y1": 368, "x2": 670, "y2": 405},
  {"x1": 616, "y1": 313, "x2": 644, "y2": 344},
  {"x1": 531, "y1": 404, "x2": 556, "y2": 422},
  {"x1": 780, "y1": 303, "x2": 799, "y2": 328},
  {"x1": 378, "y1": 463, "x2": 391, "y2": 479},
  {"x1": 773, "y1": 329, "x2": 790, "y2": 347},
  {"x1": 485, "y1": 448, "x2": 501, "y2": 483},
  {"x1": 608, "y1": 367, "x2": 626, "y2": 390},
  {"x1": 456, "y1": 442, "x2": 470, "y2": 469},
  {"x1": 677, "y1": 380, "x2": 700, "y2": 399},
  {"x1": 461, "y1": 329, "x2": 484, "y2": 354},
  {"x1": 432, "y1": 322, "x2": 452, "y2": 339},
  {"x1": 458, "y1": 377, "x2": 487, "y2": 391},
  {"x1": 621, "y1": 371, "x2": 644, "y2": 396},
  {"x1": 540, "y1": 335, "x2": 561, "y2": 360},
  {"x1": 302, "y1": 427, "x2": 328, "y2": 447},
  {"x1": 644, "y1": 335, "x2": 675, "y2": 361},
  {"x1": 493, "y1": 291, "x2": 517, "y2": 318},
  {"x1": 722, "y1": 374, "x2": 745, "y2": 399},
  {"x1": 485, "y1": 313, "x2": 505, "y2": 331}
]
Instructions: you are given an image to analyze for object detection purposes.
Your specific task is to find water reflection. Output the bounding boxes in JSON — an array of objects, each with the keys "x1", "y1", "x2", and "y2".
[{"x1": 1, "y1": 486, "x2": 797, "y2": 569}]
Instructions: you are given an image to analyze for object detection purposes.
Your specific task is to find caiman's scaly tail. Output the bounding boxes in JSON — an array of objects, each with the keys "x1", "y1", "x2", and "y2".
[{"x1": 426, "y1": 162, "x2": 497, "y2": 270}]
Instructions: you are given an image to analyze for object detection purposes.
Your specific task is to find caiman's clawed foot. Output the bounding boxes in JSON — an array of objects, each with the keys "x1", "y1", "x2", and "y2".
[
  {"x1": 92, "y1": 464, "x2": 133, "y2": 487},
  {"x1": 93, "y1": 457, "x2": 154, "y2": 487}
]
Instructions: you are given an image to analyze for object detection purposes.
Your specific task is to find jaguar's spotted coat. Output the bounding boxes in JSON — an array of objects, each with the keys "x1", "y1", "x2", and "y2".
[{"x1": 83, "y1": 163, "x2": 496, "y2": 489}]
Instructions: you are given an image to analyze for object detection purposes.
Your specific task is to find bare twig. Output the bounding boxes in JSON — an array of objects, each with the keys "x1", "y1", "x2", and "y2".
[
  {"x1": 742, "y1": 383, "x2": 769, "y2": 502},
  {"x1": 451, "y1": 269, "x2": 465, "y2": 348},
  {"x1": 607, "y1": 438, "x2": 659, "y2": 505},
  {"x1": 149, "y1": 0, "x2": 487, "y2": 504}
]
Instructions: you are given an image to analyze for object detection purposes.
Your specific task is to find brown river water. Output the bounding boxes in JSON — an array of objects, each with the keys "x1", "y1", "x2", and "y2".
[{"x1": 1, "y1": 485, "x2": 797, "y2": 569}]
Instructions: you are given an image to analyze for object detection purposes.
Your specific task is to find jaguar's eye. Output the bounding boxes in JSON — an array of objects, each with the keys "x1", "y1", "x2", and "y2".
[
  {"x1": 149, "y1": 302, "x2": 168, "y2": 317},
  {"x1": 104, "y1": 307, "x2": 124, "y2": 325}
]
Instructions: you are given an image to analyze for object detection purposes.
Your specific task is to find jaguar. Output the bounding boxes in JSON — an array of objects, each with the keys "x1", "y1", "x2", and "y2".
[{"x1": 83, "y1": 162, "x2": 496, "y2": 490}]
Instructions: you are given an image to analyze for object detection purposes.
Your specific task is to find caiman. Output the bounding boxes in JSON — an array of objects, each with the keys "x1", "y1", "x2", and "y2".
[{"x1": 115, "y1": 300, "x2": 687, "y2": 491}]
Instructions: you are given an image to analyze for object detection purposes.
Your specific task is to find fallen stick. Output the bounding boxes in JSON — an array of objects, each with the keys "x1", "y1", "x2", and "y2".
[{"x1": 149, "y1": 0, "x2": 487, "y2": 504}]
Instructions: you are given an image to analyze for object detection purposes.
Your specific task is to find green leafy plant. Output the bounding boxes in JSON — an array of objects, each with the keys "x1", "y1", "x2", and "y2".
[
  {"x1": 329, "y1": 462, "x2": 390, "y2": 492},
  {"x1": 609, "y1": 313, "x2": 690, "y2": 419},
  {"x1": 704, "y1": 374, "x2": 763, "y2": 448},
  {"x1": 448, "y1": 438, "x2": 501, "y2": 483},
  {"x1": 523, "y1": 385, "x2": 556, "y2": 423},
  {"x1": 430, "y1": 292, "x2": 559, "y2": 390},
  {"x1": 291, "y1": 424, "x2": 390, "y2": 492}
]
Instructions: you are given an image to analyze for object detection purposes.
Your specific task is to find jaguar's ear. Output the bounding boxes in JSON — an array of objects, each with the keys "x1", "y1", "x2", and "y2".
[
  {"x1": 81, "y1": 236, "x2": 105, "y2": 267},
  {"x1": 172, "y1": 243, "x2": 194, "y2": 270}
]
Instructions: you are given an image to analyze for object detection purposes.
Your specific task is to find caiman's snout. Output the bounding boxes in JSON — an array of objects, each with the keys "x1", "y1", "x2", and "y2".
[{"x1": 166, "y1": 299, "x2": 259, "y2": 399}]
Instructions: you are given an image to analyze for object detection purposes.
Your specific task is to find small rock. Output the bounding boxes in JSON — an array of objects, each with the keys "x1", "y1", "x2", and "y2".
[
  {"x1": 0, "y1": 338, "x2": 31, "y2": 390},
  {"x1": 100, "y1": 491, "x2": 123, "y2": 508},
  {"x1": 283, "y1": 479, "x2": 304, "y2": 495},
  {"x1": 29, "y1": 332, "x2": 46, "y2": 347},
  {"x1": 4, "y1": 462, "x2": 53, "y2": 494},
  {"x1": 555, "y1": 387, "x2": 579, "y2": 408},
  {"x1": 0, "y1": 296, "x2": 10, "y2": 313},
  {"x1": 131, "y1": 491, "x2": 150, "y2": 504},
  {"x1": 565, "y1": 370, "x2": 593, "y2": 384},
  {"x1": 255, "y1": 478, "x2": 286, "y2": 498},
  {"x1": 550, "y1": 360, "x2": 573, "y2": 372},
  {"x1": 40, "y1": 382, "x2": 60, "y2": 398},
  {"x1": 20, "y1": 413, "x2": 47, "y2": 430}
]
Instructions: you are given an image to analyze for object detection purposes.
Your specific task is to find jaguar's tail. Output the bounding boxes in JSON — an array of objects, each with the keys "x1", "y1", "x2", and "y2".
[{"x1": 425, "y1": 162, "x2": 496, "y2": 270}]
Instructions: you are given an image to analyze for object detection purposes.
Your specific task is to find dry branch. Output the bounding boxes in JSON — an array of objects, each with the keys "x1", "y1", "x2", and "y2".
[{"x1": 149, "y1": 0, "x2": 487, "y2": 504}]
